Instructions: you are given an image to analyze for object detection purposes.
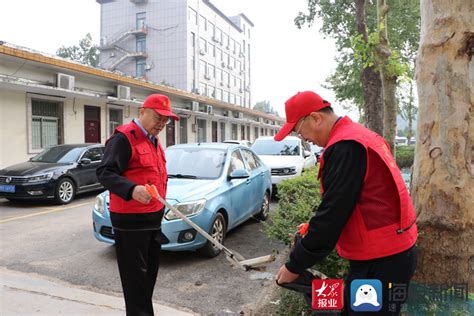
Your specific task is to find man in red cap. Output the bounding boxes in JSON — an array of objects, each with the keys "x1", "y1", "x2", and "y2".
[
  {"x1": 97, "y1": 93, "x2": 179, "y2": 315},
  {"x1": 275, "y1": 91, "x2": 417, "y2": 314}
]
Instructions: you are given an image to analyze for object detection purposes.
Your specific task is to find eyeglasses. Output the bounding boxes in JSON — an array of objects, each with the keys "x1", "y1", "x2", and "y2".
[
  {"x1": 153, "y1": 114, "x2": 171, "y2": 125},
  {"x1": 295, "y1": 116, "x2": 307, "y2": 139}
]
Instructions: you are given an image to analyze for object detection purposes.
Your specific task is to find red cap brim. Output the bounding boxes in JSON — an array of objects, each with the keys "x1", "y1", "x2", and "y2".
[
  {"x1": 274, "y1": 121, "x2": 297, "y2": 141},
  {"x1": 153, "y1": 109, "x2": 180, "y2": 121}
]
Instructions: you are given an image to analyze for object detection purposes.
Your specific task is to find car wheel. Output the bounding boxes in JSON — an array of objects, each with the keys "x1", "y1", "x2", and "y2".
[
  {"x1": 255, "y1": 191, "x2": 270, "y2": 221},
  {"x1": 55, "y1": 178, "x2": 75, "y2": 204},
  {"x1": 198, "y1": 213, "x2": 226, "y2": 258}
]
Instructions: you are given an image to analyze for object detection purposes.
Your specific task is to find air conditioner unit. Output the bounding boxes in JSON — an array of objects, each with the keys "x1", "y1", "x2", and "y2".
[
  {"x1": 206, "y1": 105, "x2": 214, "y2": 115},
  {"x1": 192, "y1": 88, "x2": 200, "y2": 95},
  {"x1": 192, "y1": 101, "x2": 199, "y2": 112},
  {"x1": 239, "y1": 52, "x2": 244, "y2": 58},
  {"x1": 239, "y1": 88, "x2": 243, "y2": 93},
  {"x1": 222, "y1": 110, "x2": 229, "y2": 116},
  {"x1": 238, "y1": 112, "x2": 244, "y2": 119},
  {"x1": 204, "y1": 74, "x2": 211, "y2": 80},
  {"x1": 226, "y1": 45, "x2": 230, "y2": 50},
  {"x1": 227, "y1": 84, "x2": 231, "y2": 88},
  {"x1": 212, "y1": 36, "x2": 219, "y2": 42},
  {"x1": 56, "y1": 73, "x2": 75, "y2": 90},
  {"x1": 117, "y1": 85, "x2": 131, "y2": 99},
  {"x1": 199, "y1": 49, "x2": 205, "y2": 55},
  {"x1": 221, "y1": 62, "x2": 226, "y2": 67},
  {"x1": 239, "y1": 70, "x2": 244, "y2": 75},
  {"x1": 145, "y1": 64, "x2": 152, "y2": 70},
  {"x1": 258, "y1": 117, "x2": 264, "y2": 123}
]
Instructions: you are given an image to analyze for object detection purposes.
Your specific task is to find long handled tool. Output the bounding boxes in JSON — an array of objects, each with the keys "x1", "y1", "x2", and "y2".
[{"x1": 145, "y1": 184, "x2": 275, "y2": 271}]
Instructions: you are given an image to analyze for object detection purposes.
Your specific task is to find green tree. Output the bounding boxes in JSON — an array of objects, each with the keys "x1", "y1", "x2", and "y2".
[
  {"x1": 295, "y1": 0, "x2": 420, "y2": 151},
  {"x1": 253, "y1": 100, "x2": 279, "y2": 117},
  {"x1": 56, "y1": 33, "x2": 99, "y2": 67}
]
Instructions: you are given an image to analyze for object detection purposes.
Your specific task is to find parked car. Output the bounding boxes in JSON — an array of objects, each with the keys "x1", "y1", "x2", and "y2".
[
  {"x1": 251, "y1": 136, "x2": 316, "y2": 186},
  {"x1": 310, "y1": 144, "x2": 324, "y2": 162},
  {"x1": 223, "y1": 139, "x2": 252, "y2": 148},
  {"x1": 92, "y1": 143, "x2": 272, "y2": 257},
  {"x1": 0, "y1": 144, "x2": 104, "y2": 204}
]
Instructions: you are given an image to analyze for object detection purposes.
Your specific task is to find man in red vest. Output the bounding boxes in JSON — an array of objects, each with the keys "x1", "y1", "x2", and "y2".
[
  {"x1": 97, "y1": 94, "x2": 179, "y2": 316},
  {"x1": 274, "y1": 91, "x2": 417, "y2": 314}
]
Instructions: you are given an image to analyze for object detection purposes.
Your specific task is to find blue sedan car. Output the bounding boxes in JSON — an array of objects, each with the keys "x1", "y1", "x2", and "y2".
[{"x1": 92, "y1": 143, "x2": 272, "y2": 257}]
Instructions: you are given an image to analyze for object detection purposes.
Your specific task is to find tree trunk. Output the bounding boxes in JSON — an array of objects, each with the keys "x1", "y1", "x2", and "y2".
[
  {"x1": 376, "y1": 0, "x2": 398, "y2": 154},
  {"x1": 413, "y1": 0, "x2": 474, "y2": 289},
  {"x1": 406, "y1": 82, "x2": 415, "y2": 142},
  {"x1": 355, "y1": 0, "x2": 384, "y2": 135}
]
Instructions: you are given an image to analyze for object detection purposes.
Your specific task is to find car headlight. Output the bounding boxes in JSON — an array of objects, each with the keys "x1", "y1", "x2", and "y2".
[
  {"x1": 27, "y1": 173, "x2": 53, "y2": 183},
  {"x1": 283, "y1": 167, "x2": 297, "y2": 175},
  {"x1": 94, "y1": 194, "x2": 105, "y2": 215},
  {"x1": 165, "y1": 199, "x2": 206, "y2": 220}
]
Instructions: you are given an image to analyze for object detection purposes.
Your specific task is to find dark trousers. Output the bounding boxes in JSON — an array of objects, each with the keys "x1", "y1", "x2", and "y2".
[
  {"x1": 343, "y1": 245, "x2": 417, "y2": 316},
  {"x1": 114, "y1": 228, "x2": 163, "y2": 316}
]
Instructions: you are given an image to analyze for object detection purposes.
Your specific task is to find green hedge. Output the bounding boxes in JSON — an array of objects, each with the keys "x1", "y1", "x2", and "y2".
[
  {"x1": 265, "y1": 167, "x2": 349, "y2": 314},
  {"x1": 395, "y1": 145, "x2": 415, "y2": 169},
  {"x1": 265, "y1": 167, "x2": 349, "y2": 279}
]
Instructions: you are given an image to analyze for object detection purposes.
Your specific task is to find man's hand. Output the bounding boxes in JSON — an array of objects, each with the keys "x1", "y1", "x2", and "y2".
[
  {"x1": 276, "y1": 265, "x2": 299, "y2": 284},
  {"x1": 132, "y1": 185, "x2": 152, "y2": 204}
]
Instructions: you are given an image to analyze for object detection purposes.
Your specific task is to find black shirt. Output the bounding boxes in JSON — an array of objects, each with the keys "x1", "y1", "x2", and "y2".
[
  {"x1": 285, "y1": 140, "x2": 367, "y2": 274},
  {"x1": 96, "y1": 130, "x2": 163, "y2": 230}
]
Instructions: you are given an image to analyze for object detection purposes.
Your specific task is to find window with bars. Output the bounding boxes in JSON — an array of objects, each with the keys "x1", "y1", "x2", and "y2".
[
  {"x1": 109, "y1": 108, "x2": 123, "y2": 136},
  {"x1": 220, "y1": 122, "x2": 226, "y2": 141},
  {"x1": 180, "y1": 117, "x2": 187, "y2": 144},
  {"x1": 31, "y1": 99, "x2": 63, "y2": 150},
  {"x1": 197, "y1": 119, "x2": 207, "y2": 142}
]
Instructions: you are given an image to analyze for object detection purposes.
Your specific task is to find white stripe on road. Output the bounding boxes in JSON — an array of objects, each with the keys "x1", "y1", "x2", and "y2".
[{"x1": 0, "y1": 202, "x2": 92, "y2": 224}]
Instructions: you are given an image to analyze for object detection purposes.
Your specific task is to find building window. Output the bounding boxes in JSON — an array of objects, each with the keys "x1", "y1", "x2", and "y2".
[
  {"x1": 136, "y1": 12, "x2": 146, "y2": 29},
  {"x1": 208, "y1": 22, "x2": 215, "y2": 36},
  {"x1": 31, "y1": 99, "x2": 64, "y2": 150},
  {"x1": 220, "y1": 122, "x2": 226, "y2": 141},
  {"x1": 199, "y1": 15, "x2": 207, "y2": 31},
  {"x1": 254, "y1": 126, "x2": 259, "y2": 140},
  {"x1": 108, "y1": 107, "x2": 123, "y2": 136},
  {"x1": 199, "y1": 37, "x2": 207, "y2": 53},
  {"x1": 189, "y1": 8, "x2": 197, "y2": 25},
  {"x1": 208, "y1": 85, "x2": 215, "y2": 98},
  {"x1": 197, "y1": 118, "x2": 207, "y2": 142},
  {"x1": 199, "y1": 82, "x2": 207, "y2": 95},
  {"x1": 241, "y1": 125, "x2": 245, "y2": 140},
  {"x1": 246, "y1": 126, "x2": 250, "y2": 140},
  {"x1": 216, "y1": 28, "x2": 222, "y2": 42},
  {"x1": 191, "y1": 32, "x2": 195, "y2": 48},
  {"x1": 180, "y1": 117, "x2": 187, "y2": 144},
  {"x1": 223, "y1": 91, "x2": 229, "y2": 103},
  {"x1": 210, "y1": 43, "x2": 216, "y2": 57},
  {"x1": 136, "y1": 35, "x2": 146, "y2": 52},
  {"x1": 136, "y1": 59, "x2": 146, "y2": 77},
  {"x1": 232, "y1": 124, "x2": 238, "y2": 140},
  {"x1": 216, "y1": 88, "x2": 222, "y2": 100},
  {"x1": 200, "y1": 60, "x2": 206, "y2": 77}
]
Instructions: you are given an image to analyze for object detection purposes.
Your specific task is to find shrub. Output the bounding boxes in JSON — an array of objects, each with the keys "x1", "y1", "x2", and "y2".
[
  {"x1": 395, "y1": 145, "x2": 415, "y2": 169},
  {"x1": 265, "y1": 166, "x2": 349, "y2": 279}
]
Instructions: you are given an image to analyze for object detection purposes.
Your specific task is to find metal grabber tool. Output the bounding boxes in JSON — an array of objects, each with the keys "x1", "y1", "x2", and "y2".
[{"x1": 145, "y1": 184, "x2": 275, "y2": 271}]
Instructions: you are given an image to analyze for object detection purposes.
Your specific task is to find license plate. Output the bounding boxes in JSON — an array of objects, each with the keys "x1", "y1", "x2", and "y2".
[{"x1": 0, "y1": 184, "x2": 15, "y2": 193}]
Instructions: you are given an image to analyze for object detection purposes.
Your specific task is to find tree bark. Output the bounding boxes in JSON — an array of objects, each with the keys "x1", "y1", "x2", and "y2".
[
  {"x1": 413, "y1": 0, "x2": 474, "y2": 289},
  {"x1": 355, "y1": 0, "x2": 384, "y2": 135},
  {"x1": 376, "y1": 0, "x2": 398, "y2": 154}
]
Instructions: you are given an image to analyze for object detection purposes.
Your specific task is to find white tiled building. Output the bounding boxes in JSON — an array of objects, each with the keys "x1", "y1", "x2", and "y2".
[
  {"x1": 0, "y1": 43, "x2": 281, "y2": 168},
  {"x1": 97, "y1": 0, "x2": 253, "y2": 108}
]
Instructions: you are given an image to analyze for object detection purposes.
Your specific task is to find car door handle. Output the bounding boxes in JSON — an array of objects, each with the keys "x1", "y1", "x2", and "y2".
[
  {"x1": 246, "y1": 179, "x2": 251, "y2": 184},
  {"x1": 260, "y1": 172, "x2": 265, "y2": 177}
]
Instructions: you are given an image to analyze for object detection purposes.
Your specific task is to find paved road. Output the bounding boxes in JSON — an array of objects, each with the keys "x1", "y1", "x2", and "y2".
[{"x1": 0, "y1": 192, "x2": 286, "y2": 315}]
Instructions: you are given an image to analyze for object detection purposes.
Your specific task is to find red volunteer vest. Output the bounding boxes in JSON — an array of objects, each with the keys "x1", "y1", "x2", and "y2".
[
  {"x1": 319, "y1": 116, "x2": 417, "y2": 260},
  {"x1": 108, "y1": 121, "x2": 167, "y2": 214}
]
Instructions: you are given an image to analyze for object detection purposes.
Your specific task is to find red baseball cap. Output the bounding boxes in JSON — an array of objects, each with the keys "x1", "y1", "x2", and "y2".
[
  {"x1": 143, "y1": 94, "x2": 180, "y2": 121},
  {"x1": 274, "y1": 91, "x2": 331, "y2": 141}
]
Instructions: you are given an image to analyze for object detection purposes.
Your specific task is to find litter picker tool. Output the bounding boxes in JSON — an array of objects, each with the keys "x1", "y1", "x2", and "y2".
[{"x1": 145, "y1": 184, "x2": 275, "y2": 271}]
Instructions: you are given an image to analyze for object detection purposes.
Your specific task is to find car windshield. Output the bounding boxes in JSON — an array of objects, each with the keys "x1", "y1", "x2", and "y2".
[
  {"x1": 166, "y1": 148, "x2": 226, "y2": 179},
  {"x1": 252, "y1": 139, "x2": 300, "y2": 156},
  {"x1": 31, "y1": 146, "x2": 85, "y2": 163}
]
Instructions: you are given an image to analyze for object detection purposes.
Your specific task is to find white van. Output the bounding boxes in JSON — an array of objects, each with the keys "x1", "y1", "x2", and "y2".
[{"x1": 251, "y1": 136, "x2": 317, "y2": 186}]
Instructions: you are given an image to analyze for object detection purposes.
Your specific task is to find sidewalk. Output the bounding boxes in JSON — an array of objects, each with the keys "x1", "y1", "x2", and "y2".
[{"x1": 0, "y1": 267, "x2": 195, "y2": 316}]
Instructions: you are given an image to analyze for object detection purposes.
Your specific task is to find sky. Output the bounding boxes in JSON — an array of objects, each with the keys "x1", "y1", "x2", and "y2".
[{"x1": 0, "y1": 0, "x2": 358, "y2": 120}]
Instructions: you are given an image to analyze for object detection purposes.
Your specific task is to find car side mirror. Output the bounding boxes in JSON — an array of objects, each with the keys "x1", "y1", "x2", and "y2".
[
  {"x1": 79, "y1": 158, "x2": 92, "y2": 165},
  {"x1": 229, "y1": 169, "x2": 250, "y2": 180},
  {"x1": 303, "y1": 150, "x2": 311, "y2": 158}
]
